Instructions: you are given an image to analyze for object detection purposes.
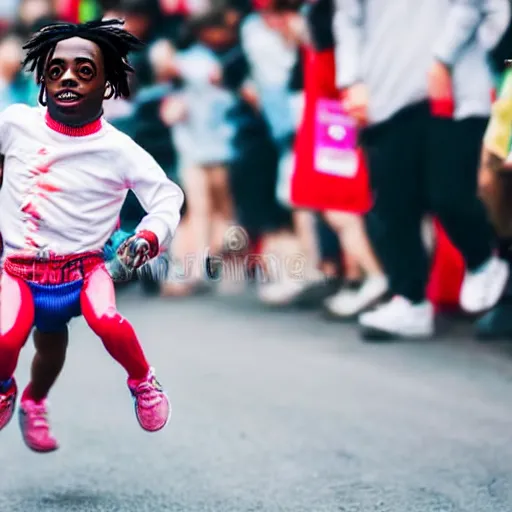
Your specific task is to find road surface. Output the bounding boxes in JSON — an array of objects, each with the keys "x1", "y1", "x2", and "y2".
[{"x1": 1, "y1": 285, "x2": 511, "y2": 511}]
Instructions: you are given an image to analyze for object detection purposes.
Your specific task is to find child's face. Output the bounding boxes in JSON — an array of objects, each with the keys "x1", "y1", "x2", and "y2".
[
  {"x1": 121, "y1": 13, "x2": 151, "y2": 40},
  {"x1": 19, "y1": 0, "x2": 52, "y2": 27},
  {"x1": 0, "y1": 36, "x2": 22, "y2": 82},
  {"x1": 224, "y1": 9, "x2": 241, "y2": 29},
  {"x1": 198, "y1": 26, "x2": 233, "y2": 50},
  {"x1": 103, "y1": 11, "x2": 150, "y2": 40},
  {"x1": 261, "y1": 10, "x2": 288, "y2": 32},
  {"x1": 44, "y1": 37, "x2": 107, "y2": 125}
]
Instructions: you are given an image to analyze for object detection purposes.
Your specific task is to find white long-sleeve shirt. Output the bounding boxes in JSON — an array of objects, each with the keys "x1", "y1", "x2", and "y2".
[
  {"x1": 333, "y1": 0, "x2": 510, "y2": 124},
  {"x1": 0, "y1": 104, "x2": 184, "y2": 258}
]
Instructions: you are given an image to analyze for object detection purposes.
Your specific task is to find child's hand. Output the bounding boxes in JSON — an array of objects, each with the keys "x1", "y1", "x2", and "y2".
[
  {"x1": 209, "y1": 66, "x2": 223, "y2": 86},
  {"x1": 160, "y1": 96, "x2": 188, "y2": 126},
  {"x1": 427, "y1": 60, "x2": 452, "y2": 101},
  {"x1": 149, "y1": 39, "x2": 179, "y2": 82},
  {"x1": 282, "y1": 12, "x2": 308, "y2": 45},
  {"x1": 225, "y1": 8, "x2": 241, "y2": 28},
  {"x1": 341, "y1": 83, "x2": 369, "y2": 126},
  {"x1": 0, "y1": 36, "x2": 22, "y2": 82},
  {"x1": 117, "y1": 231, "x2": 159, "y2": 270},
  {"x1": 240, "y1": 83, "x2": 259, "y2": 110}
]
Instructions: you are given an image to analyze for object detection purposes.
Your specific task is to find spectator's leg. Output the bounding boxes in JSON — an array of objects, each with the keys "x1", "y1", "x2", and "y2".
[
  {"x1": 293, "y1": 209, "x2": 321, "y2": 276},
  {"x1": 478, "y1": 156, "x2": 512, "y2": 259},
  {"x1": 477, "y1": 170, "x2": 512, "y2": 338},
  {"x1": 357, "y1": 103, "x2": 434, "y2": 339},
  {"x1": 324, "y1": 211, "x2": 383, "y2": 278},
  {"x1": 428, "y1": 116, "x2": 493, "y2": 268},
  {"x1": 184, "y1": 165, "x2": 211, "y2": 266},
  {"x1": 323, "y1": 211, "x2": 388, "y2": 319},
  {"x1": 207, "y1": 163, "x2": 235, "y2": 255},
  {"x1": 207, "y1": 163, "x2": 246, "y2": 292},
  {"x1": 428, "y1": 116, "x2": 508, "y2": 313},
  {"x1": 362, "y1": 105, "x2": 428, "y2": 303},
  {"x1": 162, "y1": 165, "x2": 210, "y2": 296},
  {"x1": 315, "y1": 214, "x2": 343, "y2": 279}
]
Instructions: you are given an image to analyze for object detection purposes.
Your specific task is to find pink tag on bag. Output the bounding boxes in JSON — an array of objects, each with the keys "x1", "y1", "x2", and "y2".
[{"x1": 314, "y1": 98, "x2": 358, "y2": 177}]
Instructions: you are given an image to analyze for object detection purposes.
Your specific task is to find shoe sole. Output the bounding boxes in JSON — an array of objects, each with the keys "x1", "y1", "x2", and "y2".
[
  {"x1": 322, "y1": 291, "x2": 391, "y2": 323},
  {"x1": 322, "y1": 307, "x2": 359, "y2": 323},
  {"x1": 17, "y1": 409, "x2": 59, "y2": 453},
  {"x1": 361, "y1": 326, "x2": 434, "y2": 342},
  {"x1": 291, "y1": 281, "x2": 342, "y2": 309}
]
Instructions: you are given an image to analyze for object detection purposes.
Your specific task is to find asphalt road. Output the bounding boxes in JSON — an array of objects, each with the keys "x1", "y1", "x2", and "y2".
[{"x1": 1, "y1": 285, "x2": 512, "y2": 512}]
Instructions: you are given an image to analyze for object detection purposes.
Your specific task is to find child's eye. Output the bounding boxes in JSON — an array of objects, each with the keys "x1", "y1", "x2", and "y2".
[
  {"x1": 48, "y1": 66, "x2": 62, "y2": 79},
  {"x1": 78, "y1": 66, "x2": 94, "y2": 79}
]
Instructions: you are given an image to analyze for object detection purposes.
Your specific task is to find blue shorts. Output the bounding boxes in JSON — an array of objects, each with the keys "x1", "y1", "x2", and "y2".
[{"x1": 28, "y1": 280, "x2": 84, "y2": 333}]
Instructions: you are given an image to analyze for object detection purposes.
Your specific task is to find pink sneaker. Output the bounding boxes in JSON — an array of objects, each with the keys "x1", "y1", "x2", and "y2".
[
  {"x1": 0, "y1": 378, "x2": 17, "y2": 430},
  {"x1": 18, "y1": 399, "x2": 59, "y2": 452},
  {"x1": 128, "y1": 368, "x2": 170, "y2": 432}
]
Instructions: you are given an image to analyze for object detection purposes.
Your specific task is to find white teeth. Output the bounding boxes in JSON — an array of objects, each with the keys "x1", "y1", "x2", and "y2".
[{"x1": 58, "y1": 92, "x2": 79, "y2": 100}]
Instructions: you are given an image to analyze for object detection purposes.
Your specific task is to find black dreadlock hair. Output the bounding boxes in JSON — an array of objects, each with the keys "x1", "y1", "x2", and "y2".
[{"x1": 22, "y1": 19, "x2": 144, "y2": 105}]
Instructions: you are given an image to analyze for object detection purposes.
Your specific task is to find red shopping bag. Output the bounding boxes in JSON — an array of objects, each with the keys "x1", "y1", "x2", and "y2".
[
  {"x1": 291, "y1": 98, "x2": 372, "y2": 213},
  {"x1": 290, "y1": 47, "x2": 371, "y2": 213}
]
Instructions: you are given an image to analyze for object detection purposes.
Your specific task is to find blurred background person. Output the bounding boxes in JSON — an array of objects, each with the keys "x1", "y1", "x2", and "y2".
[
  {"x1": 477, "y1": 61, "x2": 512, "y2": 339},
  {"x1": 0, "y1": 1, "x2": 20, "y2": 32},
  {"x1": 238, "y1": 0, "x2": 327, "y2": 306},
  {"x1": 4, "y1": 0, "x2": 512, "y2": 343},
  {"x1": 159, "y1": 10, "x2": 238, "y2": 296},
  {"x1": 18, "y1": 0, "x2": 54, "y2": 26},
  {"x1": 335, "y1": 0, "x2": 511, "y2": 340},
  {"x1": 0, "y1": 0, "x2": 54, "y2": 112},
  {"x1": 0, "y1": 31, "x2": 26, "y2": 111},
  {"x1": 286, "y1": 0, "x2": 388, "y2": 320}
]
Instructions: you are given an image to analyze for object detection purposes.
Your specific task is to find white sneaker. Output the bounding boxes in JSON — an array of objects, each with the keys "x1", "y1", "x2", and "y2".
[
  {"x1": 460, "y1": 256, "x2": 509, "y2": 314},
  {"x1": 258, "y1": 269, "x2": 328, "y2": 306},
  {"x1": 359, "y1": 296, "x2": 434, "y2": 339},
  {"x1": 324, "y1": 275, "x2": 388, "y2": 319},
  {"x1": 258, "y1": 280, "x2": 306, "y2": 305}
]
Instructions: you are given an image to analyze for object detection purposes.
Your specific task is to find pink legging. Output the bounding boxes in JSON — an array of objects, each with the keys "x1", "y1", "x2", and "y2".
[{"x1": 0, "y1": 265, "x2": 150, "y2": 381}]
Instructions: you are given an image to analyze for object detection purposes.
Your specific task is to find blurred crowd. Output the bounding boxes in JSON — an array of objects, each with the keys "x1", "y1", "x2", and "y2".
[{"x1": 3, "y1": 0, "x2": 512, "y2": 341}]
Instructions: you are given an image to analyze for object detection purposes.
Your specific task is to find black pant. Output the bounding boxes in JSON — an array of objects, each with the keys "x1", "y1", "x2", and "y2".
[
  {"x1": 360, "y1": 101, "x2": 494, "y2": 302},
  {"x1": 230, "y1": 106, "x2": 292, "y2": 238}
]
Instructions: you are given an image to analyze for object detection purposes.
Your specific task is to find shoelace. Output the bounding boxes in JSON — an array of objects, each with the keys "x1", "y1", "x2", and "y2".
[
  {"x1": 134, "y1": 381, "x2": 163, "y2": 409},
  {"x1": 25, "y1": 404, "x2": 51, "y2": 430}
]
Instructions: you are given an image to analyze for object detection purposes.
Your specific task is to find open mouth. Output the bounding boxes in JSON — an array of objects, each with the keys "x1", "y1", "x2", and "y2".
[{"x1": 55, "y1": 90, "x2": 82, "y2": 102}]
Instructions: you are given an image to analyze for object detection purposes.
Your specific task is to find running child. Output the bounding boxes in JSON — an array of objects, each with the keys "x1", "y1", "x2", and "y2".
[{"x1": 0, "y1": 19, "x2": 184, "y2": 452}]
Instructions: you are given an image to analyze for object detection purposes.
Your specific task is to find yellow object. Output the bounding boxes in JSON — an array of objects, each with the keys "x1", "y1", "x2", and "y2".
[{"x1": 484, "y1": 72, "x2": 512, "y2": 161}]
